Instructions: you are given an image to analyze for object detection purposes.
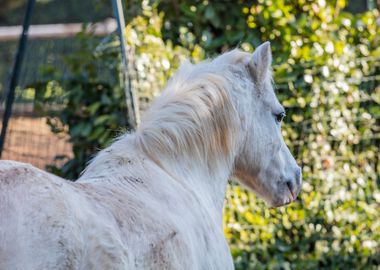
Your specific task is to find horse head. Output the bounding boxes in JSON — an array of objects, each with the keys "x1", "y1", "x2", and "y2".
[{"x1": 215, "y1": 42, "x2": 302, "y2": 207}]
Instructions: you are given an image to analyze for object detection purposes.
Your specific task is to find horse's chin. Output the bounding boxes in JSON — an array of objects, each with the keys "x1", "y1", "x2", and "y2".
[
  {"x1": 265, "y1": 186, "x2": 299, "y2": 207},
  {"x1": 234, "y1": 175, "x2": 298, "y2": 207},
  {"x1": 251, "y1": 185, "x2": 297, "y2": 208},
  {"x1": 267, "y1": 195, "x2": 295, "y2": 208}
]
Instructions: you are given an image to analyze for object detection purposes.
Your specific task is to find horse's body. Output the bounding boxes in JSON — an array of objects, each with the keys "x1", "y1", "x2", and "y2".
[
  {"x1": 0, "y1": 42, "x2": 301, "y2": 270},
  {"x1": 0, "y1": 154, "x2": 231, "y2": 269}
]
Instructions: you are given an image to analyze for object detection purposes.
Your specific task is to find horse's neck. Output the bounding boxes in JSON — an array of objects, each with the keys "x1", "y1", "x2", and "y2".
[
  {"x1": 156, "y1": 153, "x2": 232, "y2": 221},
  {"x1": 80, "y1": 134, "x2": 232, "y2": 223},
  {"x1": 81, "y1": 71, "x2": 241, "y2": 223}
]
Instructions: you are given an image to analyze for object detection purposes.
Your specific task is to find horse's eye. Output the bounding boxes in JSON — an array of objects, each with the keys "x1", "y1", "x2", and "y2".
[{"x1": 275, "y1": 112, "x2": 286, "y2": 123}]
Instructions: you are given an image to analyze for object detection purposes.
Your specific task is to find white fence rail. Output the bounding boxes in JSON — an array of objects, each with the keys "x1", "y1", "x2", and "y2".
[{"x1": 0, "y1": 19, "x2": 117, "y2": 41}]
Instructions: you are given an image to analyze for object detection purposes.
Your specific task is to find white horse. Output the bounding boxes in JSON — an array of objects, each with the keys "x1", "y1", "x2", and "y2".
[{"x1": 0, "y1": 42, "x2": 301, "y2": 270}]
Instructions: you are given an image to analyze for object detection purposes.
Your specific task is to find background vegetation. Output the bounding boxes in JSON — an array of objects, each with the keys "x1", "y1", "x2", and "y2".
[{"x1": 32, "y1": 0, "x2": 379, "y2": 269}]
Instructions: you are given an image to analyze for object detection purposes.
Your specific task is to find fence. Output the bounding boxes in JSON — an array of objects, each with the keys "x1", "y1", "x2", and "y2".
[{"x1": 0, "y1": 0, "x2": 121, "y2": 168}]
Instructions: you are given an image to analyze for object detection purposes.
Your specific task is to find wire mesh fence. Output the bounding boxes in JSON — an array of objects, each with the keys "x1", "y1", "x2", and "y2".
[
  {"x1": 0, "y1": 0, "x2": 117, "y2": 169},
  {"x1": 0, "y1": 38, "x2": 119, "y2": 169},
  {"x1": 0, "y1": 37, "x2": 78, "y2": 168}
]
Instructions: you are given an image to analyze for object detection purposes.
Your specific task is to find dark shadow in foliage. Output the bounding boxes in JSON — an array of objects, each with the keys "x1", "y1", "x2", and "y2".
[{"x1": 34, "y1": 28, "x2": 130, "y2": 179}]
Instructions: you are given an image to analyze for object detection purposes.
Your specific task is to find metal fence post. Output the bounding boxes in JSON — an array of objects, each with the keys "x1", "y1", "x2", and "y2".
[
  {"x1": 111, "y1": 0, "x2": 139, "y2": 129},
  {"x1": 0, "y1": 0, "x2": 36, "y2": 158}
]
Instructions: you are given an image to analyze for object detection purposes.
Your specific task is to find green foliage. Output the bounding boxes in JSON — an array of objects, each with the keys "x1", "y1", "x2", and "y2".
[
  {"x1": 123, "y1": 4, "x2": 204, "y2": 111},
  {"x1": 35, "y1": 0, "x2": 379, "y2": 268},
  {"x1": 34, "y1": 7, "x2": 203, "y2": 179},
  {"x1": 157, "y1": 0, "x2": 379, "y2": 62},
  {"x1": 151, "y1": 1, "x2": 380, "y2": 268},
  {"x1": 35, "y1": 30, "x2": 128, "y2": 179}
]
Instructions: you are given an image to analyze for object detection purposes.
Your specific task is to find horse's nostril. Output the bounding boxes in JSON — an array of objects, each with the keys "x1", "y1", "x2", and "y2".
[
  {"x1": 295, "y1": 167, "x2": 302, "y2": 185},
  {"x1": 286, "y1": 181, "x2": 298, "y2": 200},
  {"x1": 286, "y1": 181, "x2": 294, "y2": 198}
]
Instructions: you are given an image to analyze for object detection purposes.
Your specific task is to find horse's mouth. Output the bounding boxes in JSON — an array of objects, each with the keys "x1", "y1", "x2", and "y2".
[{"x1": 269, "y1": 182, "x2": 299, "y2": 207}]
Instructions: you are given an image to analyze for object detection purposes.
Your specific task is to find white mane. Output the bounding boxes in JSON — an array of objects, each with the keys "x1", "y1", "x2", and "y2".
[
  {"x1": 136, "y1": 59, "x2": 240, "y2": 172},
  {"x1": 84, "y1": 50, "x2": 248, "y2": 184}
]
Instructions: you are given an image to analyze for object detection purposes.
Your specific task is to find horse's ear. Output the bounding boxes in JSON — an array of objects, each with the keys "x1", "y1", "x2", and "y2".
[{"x1": 248, "y1": 41, "x2": 272, "y2": 83}]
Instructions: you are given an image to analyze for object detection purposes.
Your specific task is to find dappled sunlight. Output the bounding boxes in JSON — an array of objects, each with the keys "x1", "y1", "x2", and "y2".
[{"x1": 0, "y1": 0, "x2": 378, "y2": 268}]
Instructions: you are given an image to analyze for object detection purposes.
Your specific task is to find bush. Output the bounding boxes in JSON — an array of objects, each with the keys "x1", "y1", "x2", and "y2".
[
  {"x1": 35, "y1": 30, "x2": 128, "y2": 179},
  {"x1": 37, "y1": 1, "x2": 379, "y2": 268},
  {"x1": 35, "y1": 9, "x2": 203, "y2": 179}
]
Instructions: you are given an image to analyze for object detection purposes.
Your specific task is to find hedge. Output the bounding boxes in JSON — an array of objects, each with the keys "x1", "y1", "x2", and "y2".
[{"x1": 36, "y1": 1, "x2": 379, "y2": 268}]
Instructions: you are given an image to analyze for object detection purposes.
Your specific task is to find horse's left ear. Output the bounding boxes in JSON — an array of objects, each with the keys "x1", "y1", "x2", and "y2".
[{"x1": 248, "y1": 41, "x2": 272, "y2": 82}]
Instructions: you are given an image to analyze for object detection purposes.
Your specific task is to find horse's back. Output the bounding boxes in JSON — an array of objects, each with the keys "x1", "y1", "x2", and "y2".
[
  {"x1": 0, "y1": 160, "x2": 86, "y2": 269},
  {"x1": 0, "y1": 161, "x2": 138, "y2": 270},
  {"x1": 0, "y1": 160, "x2": 232, "y2": 270}
]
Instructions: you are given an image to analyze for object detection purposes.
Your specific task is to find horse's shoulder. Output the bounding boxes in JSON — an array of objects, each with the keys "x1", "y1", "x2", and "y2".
[
  {"x1": 0, "y1": 160, "x2": 38, "y2": 181},
  {"x1": 0, "y1": 161, "x2": 85, "y2": 269},
  {"x1": 0, "y1": 160, "x2": 34, "y2": 170},
  {"x1": 0, "y1": 160, "x2": 62, "y2": 189}
]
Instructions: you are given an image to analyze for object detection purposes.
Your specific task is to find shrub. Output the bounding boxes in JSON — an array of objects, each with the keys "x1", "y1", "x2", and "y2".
[
  {"x1": 37, "y1": 1, "x2": 379, "y2": 268},
  {"x1": 34, "y1": 30, "x2": 128, "y2": 179}
]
